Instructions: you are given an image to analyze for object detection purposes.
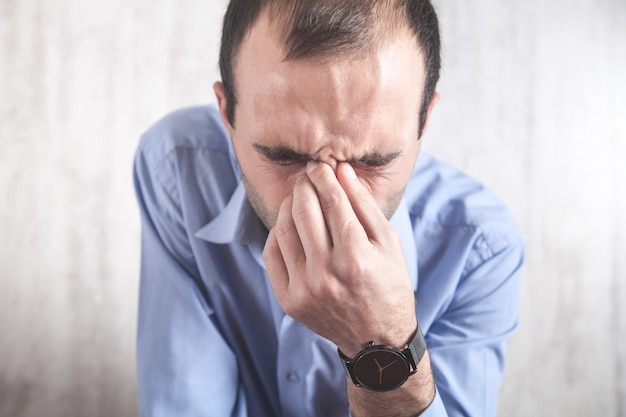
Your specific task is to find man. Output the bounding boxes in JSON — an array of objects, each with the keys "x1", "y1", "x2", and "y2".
[{"x1": 133, "y1": 1, "x2": 523, "y2": 416}]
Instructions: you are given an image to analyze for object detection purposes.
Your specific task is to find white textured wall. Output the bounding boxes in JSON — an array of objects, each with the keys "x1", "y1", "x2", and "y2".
[
  {"x1": 427, "y1": 2, "x2": 626, "y2": 416},
  {"x1": 0, "y1": 1, "x2": 624, "y2": 416}
]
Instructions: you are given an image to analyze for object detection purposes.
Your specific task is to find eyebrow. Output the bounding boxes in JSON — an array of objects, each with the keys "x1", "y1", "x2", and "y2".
[
  {"x1": 253, "y1": 144, "x2": 401, "y2": 167},
  {"x1": 253, "y1": 144, "x2": 312, "y2": 164}
]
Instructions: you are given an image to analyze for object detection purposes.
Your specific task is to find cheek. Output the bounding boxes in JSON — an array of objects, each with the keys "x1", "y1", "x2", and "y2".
[
  {"x1": 356, "y1": 168, "x2": 403, "y2": 196},
  {"x1": 270, "y1": 164, "x2": 308, "y2": 184},
  {"x1": 257, "y1": 164, "x2": 307, "y2": 201},
  {"x1": 355, "y1": 168, "x2": 412, "y2": 216}
]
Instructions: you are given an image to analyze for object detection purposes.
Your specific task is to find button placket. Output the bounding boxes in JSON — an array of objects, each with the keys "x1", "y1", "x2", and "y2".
[{"x1": 276, "y1": 316, "x2": 311, "y2": 417}]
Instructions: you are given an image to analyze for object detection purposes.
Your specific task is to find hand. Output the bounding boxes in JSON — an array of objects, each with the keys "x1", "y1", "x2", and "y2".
[{"x1": 262, "y1": 161, "x2": 417, "y2": 356}]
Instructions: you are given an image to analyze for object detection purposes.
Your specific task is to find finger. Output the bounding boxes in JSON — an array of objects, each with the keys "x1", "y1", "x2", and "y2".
[
  {"x1": 336, "y1": 162, "x2": 390, "y2": 242},
  {"x1": 305, "y1": 161, "x2": 368, "y2": 248},
  {"x1": 262, "y1": 228, "x2": 289, "y2": 302},
  {"x1": 291, "y1": 175, "x2": 332, "y2": 256},
  {"x1": 273, "y1": 193, "x2": 306, "y2": 279}
]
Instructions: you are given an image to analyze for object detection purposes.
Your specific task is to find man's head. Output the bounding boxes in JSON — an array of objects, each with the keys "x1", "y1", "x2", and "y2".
[{"x1": 214, "y1": 0, "x2": 441, "y2": 229}]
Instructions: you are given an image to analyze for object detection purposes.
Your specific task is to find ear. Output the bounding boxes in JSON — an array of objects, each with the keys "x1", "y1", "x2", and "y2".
[
  {"x1": 213, "y1": 81, "x2": 234, "y2": 133},
  {"x1": 420, "y1": 92, "x2": 440, "y2": 138}
]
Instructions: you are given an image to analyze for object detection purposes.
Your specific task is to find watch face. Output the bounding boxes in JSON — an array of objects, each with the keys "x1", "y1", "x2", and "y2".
[{"x1": 353, "y1": 347, "x2": 410, "y2": 392}]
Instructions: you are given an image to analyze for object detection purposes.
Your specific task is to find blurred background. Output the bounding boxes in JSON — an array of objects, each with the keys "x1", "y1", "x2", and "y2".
[{"x1": 1, "y1": 0, "x2": 625, "y2": 416}]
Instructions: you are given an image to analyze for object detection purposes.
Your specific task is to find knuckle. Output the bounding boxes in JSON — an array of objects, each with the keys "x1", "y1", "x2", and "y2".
[
  {"x1": 273, "y1": 222, "x2": 291, "y2": 240},
  {"x1": 317, "y1": 278, "x2": 341, "y2": 301},
  {"x1": 335, "y1": 251, "x2": 367, "y2": 279},
  {"x1": 349, "y1": 256, "x2": 368, "y2": 278},
  {"x1": 338, "y1": 218, "x2": 360, "y2": 242},
  {"x1": 320, "y1": 189, "x2": 343, "y2": 212},
  {"x1": 291, "y1": 199, "x2": 316, "y2": 224}
]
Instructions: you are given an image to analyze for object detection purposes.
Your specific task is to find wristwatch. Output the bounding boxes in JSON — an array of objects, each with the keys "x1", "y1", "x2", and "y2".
[{"x1": 338, "y1": 327, "x2": 427, "y2": 392}]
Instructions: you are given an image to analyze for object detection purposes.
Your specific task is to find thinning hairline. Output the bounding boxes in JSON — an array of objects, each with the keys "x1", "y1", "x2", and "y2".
[
  {"x1": 229, "y1": 5, "x2": 424, "y2": 97},
  {"x1": 261, "y1": 1, "x2": 416, "y2": 62}
]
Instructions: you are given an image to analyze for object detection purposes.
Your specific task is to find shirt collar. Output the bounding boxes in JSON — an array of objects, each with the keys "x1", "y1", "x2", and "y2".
[
  {"x1": 194, "y1": 182, "x2": 267, "y2": 246},
  {"x1": 195, "y1": 182, "x2": 418, "y2": 290}
]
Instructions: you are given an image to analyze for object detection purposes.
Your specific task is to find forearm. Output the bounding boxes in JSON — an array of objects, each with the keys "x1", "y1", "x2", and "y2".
[{"x1": 348, "y1": 351, "x2": 436, "y2": 417}]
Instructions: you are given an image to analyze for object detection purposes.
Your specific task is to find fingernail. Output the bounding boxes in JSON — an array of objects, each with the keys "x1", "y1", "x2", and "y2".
[
  {"x1": 343, "y1": 163, "x2": 357, "y2": 179},
  {"x1": 306, "y1": 160, "x2": 319, "y2": 174}
]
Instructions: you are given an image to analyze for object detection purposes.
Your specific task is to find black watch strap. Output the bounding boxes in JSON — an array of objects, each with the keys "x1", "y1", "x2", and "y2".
[{"x1": 405, "y1": 326, "x2": 427, "y2": 372}]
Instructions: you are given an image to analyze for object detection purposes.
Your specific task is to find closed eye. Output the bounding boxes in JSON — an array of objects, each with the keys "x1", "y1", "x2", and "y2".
[
  {"x1": 253, "y1": 144, "x2": 313, "y2": 166},
  {"x1": 274, "y1": 155, "x2": 311, "y2": 166},
  {"x1": 349, "y1": 152, "x2": 401, "y2": 169},
  {"x1": 253, "y1": 143, "x2": 400, "y2": 169}
]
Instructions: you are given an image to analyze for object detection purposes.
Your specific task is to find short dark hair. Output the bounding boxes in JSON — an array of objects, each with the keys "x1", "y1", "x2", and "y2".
[{"x1": 219, "y1": 0, "x2": 441, "y2": 138}]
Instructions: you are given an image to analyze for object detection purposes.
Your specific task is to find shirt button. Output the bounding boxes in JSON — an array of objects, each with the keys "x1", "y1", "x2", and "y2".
[{"x1": 286, "y1": 372, "x2": 300, "y2": 383}]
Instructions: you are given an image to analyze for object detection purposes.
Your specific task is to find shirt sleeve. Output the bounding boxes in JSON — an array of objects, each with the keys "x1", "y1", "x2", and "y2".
[
  {"x1": 133, "y1": 144, "x2": 244, "y2": 417},
  {"x1": 424, "y1": 232, "x2": 524, "y2": 416}
]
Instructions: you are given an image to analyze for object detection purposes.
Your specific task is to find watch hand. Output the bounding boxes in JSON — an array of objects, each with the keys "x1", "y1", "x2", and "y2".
[
  {"x1": 379, "y1": 360, "x2": 398, "y2": 372},
  {"x1": 374, "y1": 358, "x2": 398, "y2": 385}
]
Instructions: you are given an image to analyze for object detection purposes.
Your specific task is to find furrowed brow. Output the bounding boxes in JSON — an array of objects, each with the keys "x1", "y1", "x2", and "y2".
[
  {"x1": 253, "y1": 143, "x2": 400, "y2": 167},
  {"x1": 253, "y1": 144, "x2": 313, "y2": 163}
]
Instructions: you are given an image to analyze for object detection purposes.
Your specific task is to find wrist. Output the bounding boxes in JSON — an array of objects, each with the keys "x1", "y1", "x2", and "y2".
[{"x1": 338, "y1": 318, "x2": 418, "y2": 358}]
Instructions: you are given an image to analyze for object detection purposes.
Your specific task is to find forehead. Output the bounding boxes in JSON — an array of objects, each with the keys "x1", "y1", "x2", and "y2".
[{"x1": 233, "y1": 12, "x2": 425, "y2": 156}]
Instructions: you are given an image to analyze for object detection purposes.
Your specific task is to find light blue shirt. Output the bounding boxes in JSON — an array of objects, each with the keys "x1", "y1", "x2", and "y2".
[{"x1": 133, "y1": 104, "x2": 524, "y2": 417}]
